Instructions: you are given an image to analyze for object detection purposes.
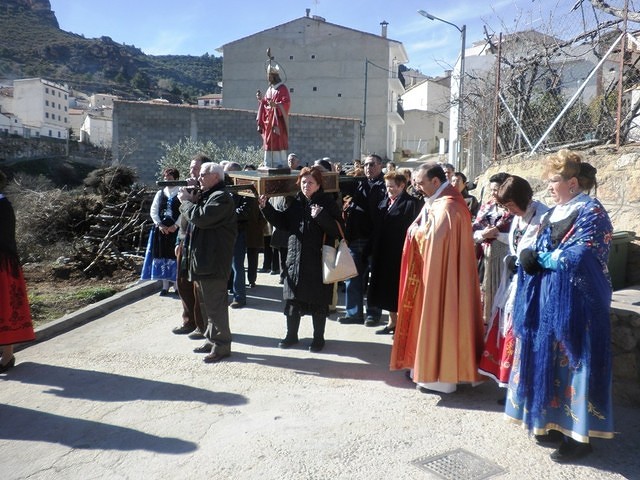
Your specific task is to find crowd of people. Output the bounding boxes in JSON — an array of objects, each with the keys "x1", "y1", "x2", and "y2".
[{"x1": 1, "y1": 148, "x2": 615, "y2": 464}]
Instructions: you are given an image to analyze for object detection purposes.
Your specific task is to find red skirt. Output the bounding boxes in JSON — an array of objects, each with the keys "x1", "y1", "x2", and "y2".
[
  {"x1": 0, "y1": 255, "x2": 35, "y2": 345},
  {"x1": 478, "y1": 311, "x2": 514, "y2": 386}
]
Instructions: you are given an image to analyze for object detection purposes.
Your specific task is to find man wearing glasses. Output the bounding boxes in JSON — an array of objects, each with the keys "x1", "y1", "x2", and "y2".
[
  {"x1": 338, "y1": 154, "x2": 386, "y2": 326},
  {"x1": 178, "y1": 162, "x2": 237, "y2": 363}
]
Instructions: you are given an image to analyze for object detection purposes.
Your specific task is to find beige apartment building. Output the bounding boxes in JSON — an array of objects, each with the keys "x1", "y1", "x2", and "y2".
[{"x1": 220, "y1": 12, "x2": 407, "y2": 160}]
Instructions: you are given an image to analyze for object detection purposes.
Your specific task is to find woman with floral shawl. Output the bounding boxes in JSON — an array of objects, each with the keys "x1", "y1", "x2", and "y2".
[{"x1": 506, "y1": 150, "x2": 614, "y2": 463}]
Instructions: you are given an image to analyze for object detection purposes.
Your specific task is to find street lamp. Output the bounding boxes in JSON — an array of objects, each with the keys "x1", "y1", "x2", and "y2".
[{"x1": 418, "y1": 10, "x2": 466, "y2": 171}]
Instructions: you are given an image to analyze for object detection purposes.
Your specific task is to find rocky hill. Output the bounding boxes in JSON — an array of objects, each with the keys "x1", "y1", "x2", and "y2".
[{"x1": 0, "y1": 0, "x2": 222, "y2": 102}]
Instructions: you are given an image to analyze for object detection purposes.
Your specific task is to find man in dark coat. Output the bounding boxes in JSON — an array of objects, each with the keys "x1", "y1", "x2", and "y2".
[
  {"x1": 338, "y1": 154, "x2": 387, "y2": 326},
  {"x1": 178, "y1": 162, "x2": 237, "y2": 363}
]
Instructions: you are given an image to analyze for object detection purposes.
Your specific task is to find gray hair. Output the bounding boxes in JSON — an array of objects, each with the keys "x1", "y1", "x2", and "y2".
[
  {"x1": 200, "y1": 162, "x2": 224, "y2": 179},
  {"x1": 224, "y1": 161, "x2": 242, "y2": 172}
]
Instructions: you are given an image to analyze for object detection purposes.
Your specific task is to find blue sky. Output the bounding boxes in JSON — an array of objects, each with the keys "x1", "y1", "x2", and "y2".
[{"x1": 49, "y1": 0, "x2": 608, "y2": 77}]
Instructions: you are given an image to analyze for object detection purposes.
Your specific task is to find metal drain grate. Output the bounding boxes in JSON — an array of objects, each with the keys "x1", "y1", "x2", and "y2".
[{"x1": 412, "y1": 448, "x2": 505, "y2": 480}]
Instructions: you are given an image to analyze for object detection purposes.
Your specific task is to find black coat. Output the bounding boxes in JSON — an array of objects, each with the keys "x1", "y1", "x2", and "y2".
[
  {"x1": 342, "y1": 174, "x2": 386, "y2": 243},
  {"x1": 368, "y1": 190, "x2": 420, "y2": 311},
  {"x1": 261, "y1": 190, "x2": 342, "y2": 309}
]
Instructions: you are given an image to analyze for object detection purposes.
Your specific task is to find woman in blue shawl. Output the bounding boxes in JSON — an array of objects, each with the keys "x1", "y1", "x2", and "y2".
[{"x1": 505, "y1": 149, "x2": 614, "y2": 463}]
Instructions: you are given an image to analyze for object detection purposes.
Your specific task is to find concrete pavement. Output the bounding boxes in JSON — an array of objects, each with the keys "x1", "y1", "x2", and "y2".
[{"x1": 1, "y1": 273, "x2": 638, "y2": 480}]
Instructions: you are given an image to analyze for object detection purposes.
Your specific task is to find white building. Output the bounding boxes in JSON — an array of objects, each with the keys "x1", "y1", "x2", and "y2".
[
  {"x1": 197, "y1": 93, "x2": 223, "y2": 107},
  {"x1": 80, "y1": 109, "x2": 113, "y2": 147},
  {"x1": 220, "y1": 12, "x2": 407, "y2": 160},
  {"x1": 397, "y1": 77, "x2": 451, "y2": 155},
  {"x1": 12, "y1": 78, "x2": 70, "y2": 139},
  {"x1": 90, "y1": 93, "x2": 118, "y2": 109},
  {"x1": 0, "y1": 111, "x2": 23, "y2": 136}
]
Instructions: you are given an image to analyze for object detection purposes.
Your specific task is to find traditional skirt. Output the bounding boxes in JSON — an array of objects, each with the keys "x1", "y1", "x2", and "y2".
[
  {"x1": 0, "y1": 254, "x2": 35, "y2": 345},
  {"x1": 478, "y1": 311, "x2": 515, "y2": 386},
  {"x1": 140, "y1": 227, "x2": 178, "y2": 282},
  {"x1": 505, "y1": 339, "x2": 614, "y2": 442}
]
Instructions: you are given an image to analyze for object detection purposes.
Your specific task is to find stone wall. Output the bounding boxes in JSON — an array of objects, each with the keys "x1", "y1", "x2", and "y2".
[
  {"x1": 611, "y1": 289, "x2": 640, "y2": 407},
  {"x1": 0, "y1": 136, "x2": 67, "y2": 162},
  {"x1": 112, "y1": 101, "x2": 360, "y2": 185},
  {"x1": 474, "y1": 146, "x2": 640, "y2": 287},
  {"x1": 475, "y1": 146, "x2": 640, "y2": 405}
]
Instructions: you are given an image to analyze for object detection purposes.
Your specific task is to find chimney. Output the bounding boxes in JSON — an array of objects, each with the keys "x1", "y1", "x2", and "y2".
[
  {"x1": 380, "y1": 20, "x2": 389, "y2": 38},
  {"x1": 305, "y1": 8, "x2": 310, "y2": 17}
]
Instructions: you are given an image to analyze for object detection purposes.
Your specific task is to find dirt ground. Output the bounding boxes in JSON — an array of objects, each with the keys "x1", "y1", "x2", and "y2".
[{"x1": 22, "y1": 262, "x2": 141, "y2": 328}]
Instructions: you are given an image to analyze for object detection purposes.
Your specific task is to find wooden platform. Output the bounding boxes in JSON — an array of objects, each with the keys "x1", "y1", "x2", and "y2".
[{"x1": 227, "y1": 170, "x2": 339, "y2": 196}]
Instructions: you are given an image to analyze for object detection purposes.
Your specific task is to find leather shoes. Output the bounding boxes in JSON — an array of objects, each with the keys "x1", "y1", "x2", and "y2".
[
  {"x1": 337, "y1": 316, "x2": 364, "y2": 325},
  {"x1": 278, "y1": 337, "x2": 299, "y2": 348},
  {"x1": 364, "y1": 316, "x2": 381, "y2": 327},
  {"x1": 203, "y1": 352, "x2": 230, "y2": 363},
  {"x1": 230, "y1": 300, "x2": 246, "y2": 309},
  {"x1": 0, "y1": 356, "x2": 15, "y2": 373},
  {"x1": 172, "y1": 325, "x2": 194, "y2": 335},
  {"x1": 375, "y1": 326, "x2": 395, "y2": 335},
  {"x1": 188, "y1": 331, "x2": 205, "y2": 340},
  {"x1": 550, "y1": 439, "x2": 592, "y2": 463},
  {"x1": 535, "y1": 430, "x2": 564, "y2": 446},
  {"x1": 308, "y1": 339, "x2": 325, "y2": 352},
  {"x1": 193, "y1": 343, "x2": 212, "y2": 354}
]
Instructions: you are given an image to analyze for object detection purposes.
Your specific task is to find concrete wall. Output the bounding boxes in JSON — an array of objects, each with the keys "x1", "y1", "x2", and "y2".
[{"x1": 112, "y1": 100, "x2": 360, "y2": 184}]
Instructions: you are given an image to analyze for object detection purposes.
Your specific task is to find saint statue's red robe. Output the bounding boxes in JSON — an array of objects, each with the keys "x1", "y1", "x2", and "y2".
[
  {"x1": 390, "y1": 184, "x2": 484, "y2": 385},
  {"x1": 256, "y1": 82, "x2": 290, "y2": 152}
]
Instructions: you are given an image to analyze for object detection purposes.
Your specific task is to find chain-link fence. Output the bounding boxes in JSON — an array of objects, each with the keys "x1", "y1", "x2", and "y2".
[{"x1": 461, "y1": 0, "x2": 640, "y2": 180}]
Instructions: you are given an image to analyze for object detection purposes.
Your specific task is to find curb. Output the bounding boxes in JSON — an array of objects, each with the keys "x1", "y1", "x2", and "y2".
[{"x1": 32, "y1": 280, "x2": 161, "y2": 343}]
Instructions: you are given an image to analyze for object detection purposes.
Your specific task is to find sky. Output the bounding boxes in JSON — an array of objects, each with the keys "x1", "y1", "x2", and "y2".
[{"x1": 48, "y1": 0, "x2": 613, "y2": 77}]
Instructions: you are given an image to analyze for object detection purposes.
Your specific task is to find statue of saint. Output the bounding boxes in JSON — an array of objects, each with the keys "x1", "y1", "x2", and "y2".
[{"x1": 256, "y1": 50, "x2": 291, "y2": 168}]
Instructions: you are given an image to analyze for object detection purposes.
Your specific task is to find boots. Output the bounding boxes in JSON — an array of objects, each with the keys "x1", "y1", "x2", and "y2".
[
  {"x1": 278, "y1": 314, "x2": 300, "y2": 348},
  {"x1": 309, "y1": 314, "x2": 326, "y2": 352}
]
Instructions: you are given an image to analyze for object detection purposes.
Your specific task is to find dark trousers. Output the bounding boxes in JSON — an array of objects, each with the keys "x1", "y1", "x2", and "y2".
[
  {"x1": 286, "y1": 312, "x2": 326, "y2": 341},
  {"x1": 271, "y1": 247, "x2": 287, "y2": 275},
  {"x1": 247, "y1": 247, "x2": 259, "y2": 284},
  {"x1": 262, "y1": 236, "x2": 273, "y2": 270},
  {"x1": 176, "y1": 248, "x2": 204, "y2": 333},
  {"x1": 196, "y1": 278, "x2": 232, "y2": 355},
  {"x1": 231, "y1": 231, "x2": 247, "y2": 302}
]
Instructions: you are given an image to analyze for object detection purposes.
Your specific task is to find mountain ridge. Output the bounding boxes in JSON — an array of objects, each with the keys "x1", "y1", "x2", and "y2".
[{"x1": 0, "y1": 0, "x2": 223, "y2": 102}]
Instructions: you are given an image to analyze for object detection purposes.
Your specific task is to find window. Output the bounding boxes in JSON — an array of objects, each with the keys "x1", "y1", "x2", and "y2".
[
  {"x1": 45, "y1": 112, "x2": 49, "y2": 118},
  {"x1": 58, "y1": 131, "x2": 61, "y2": 138},
  {"x1": 337, "y1": 93, "x2": 342, "y2": 97},
  {"x1": 48, "y1": 130, "x2": 52, "y2": 136},
  {"x1": 313, "y1": 86, "x2": 317, "y2": 92},
  {"x1": 65, "y1": 94, "x2": 68, "y2": 100},
  {"x1": 289, "y1": 88, "x2": 294, "y2": 93},
  {"x1": 64, "y1": 118, "x2": 67, "y2": 123},
  {"x1": 58, "y1": 92, "x2": 61, "y2": 97},
  {"x1": 52, "y1": 102, "x2": 55, "y2": 108},
  {"x1": 64, "y1": 106, "x2": 67, "y2": 112},
  {"x1": 45, "y1": 100, "x2": 49, "y2": 106},
  {"x1": 311, "y1": 54, "x2": 316, "y2": 59},
  {"x1": 289, "y1": 55, "x2": 294, "y2": 60},
  {"x1": 438, "y1": 121, "x2": 444, "y2": 134},
  {"x1": 58, "y1": 115, "x2": 61, "y2": 120},
  {"x1": 45, "y1": 87, "x2": 49, "y2": 94}
]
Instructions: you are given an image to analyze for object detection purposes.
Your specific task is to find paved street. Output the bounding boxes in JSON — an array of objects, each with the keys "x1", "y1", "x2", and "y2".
[{"x1": 1, "y1": 273, "x2": 638, "y2": 479}]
